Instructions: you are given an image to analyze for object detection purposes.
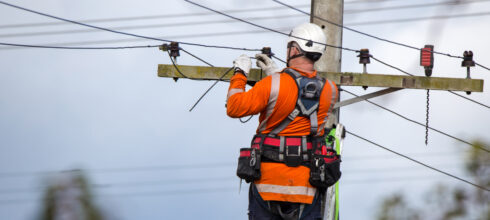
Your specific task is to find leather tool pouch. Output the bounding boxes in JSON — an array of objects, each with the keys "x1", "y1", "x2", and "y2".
[
  {"x1": 236, "y1": 148, "x2": 261, "y2": 183},
  {"x1": 309, "y1": 150, "x2": 341, "y2": 189}
]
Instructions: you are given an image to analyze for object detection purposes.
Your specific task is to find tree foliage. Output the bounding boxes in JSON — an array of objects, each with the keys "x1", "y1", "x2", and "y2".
[{"x1": 376, "y1": 141, "x2": 489, "y2": 220}]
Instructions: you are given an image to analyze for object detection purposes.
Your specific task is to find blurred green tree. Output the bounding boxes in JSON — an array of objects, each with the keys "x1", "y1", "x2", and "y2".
[{"x1": 376, "y1": 141, "x2": 489, "y2": 220}]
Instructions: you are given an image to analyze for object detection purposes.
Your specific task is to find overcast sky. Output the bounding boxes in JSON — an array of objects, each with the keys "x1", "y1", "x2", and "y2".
[{"x1": 0, "y1": 0, "x2": 489, "y2": 219}]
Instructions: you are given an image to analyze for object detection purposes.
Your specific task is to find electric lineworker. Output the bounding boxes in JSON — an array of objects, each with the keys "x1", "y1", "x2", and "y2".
[{"x1": 227, "y1": 23, "x2": 340, "y2": 220}]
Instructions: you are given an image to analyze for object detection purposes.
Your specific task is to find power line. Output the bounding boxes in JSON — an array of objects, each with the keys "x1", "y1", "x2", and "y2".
[
  {"x1": 4, "y1": 10, "x2": 490, "y2": 39},
  {"x1": 346, "y1": 130, "x2": 489, "y2": 191},
  {"x1": 0, "y1": 14, "x2": 304, "y2": 39},
  {"x1": 272, "y1": 0, "x2": 468, "y2": 60},
  {"x1": 0, "y1": 28, "x2": 290, "y2": 51},
  {"x1": 4, "y1": 10, "x2": 490, "y2": 48},
  {"x1": 0, "y1": 1, "x2": 261, "y2": 52},
  {"x1": 346, "y1": 11, "x2": 490, "y2": 26},
  {"x1": 370, "y1": 55, "x2": 490, "y2": 109},
  {"x1": 344, "y1": 0, "x2": 490, "y2": 14},
  {"x1": 0, "y1": 1, "x2": 415, "y2": 31},
  {"x1": 341, "y1": 88, "x2": 490, "y2": 153},
  {"x1": 4, "y1": 1, "x2": 486, "y2": 39},
  {"x1": 0, "y1": 169, "x2": 470, "y2": 196},
  {"x1": 0, "y1": 4, "x2": 309, "y2": 30},
  {"x1": 0, "y1": 154, "x2": 467, "y2": 180},
  {"x1": 184, "y1": 0, "x2": 359, "y2": 53},
  {"x1": 0, "y1": 42, "x2": 159, "y2": 50}
]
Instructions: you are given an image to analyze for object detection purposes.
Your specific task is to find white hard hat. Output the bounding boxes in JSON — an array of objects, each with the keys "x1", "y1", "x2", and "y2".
[{"x1": 287, "y1": 23, "x2": 327, "y2": 55}]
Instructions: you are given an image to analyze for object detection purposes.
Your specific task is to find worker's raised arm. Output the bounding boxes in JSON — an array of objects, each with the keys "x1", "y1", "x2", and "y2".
[{"x1": 226, "y1": 55, "x2": 270, "y2": 118}]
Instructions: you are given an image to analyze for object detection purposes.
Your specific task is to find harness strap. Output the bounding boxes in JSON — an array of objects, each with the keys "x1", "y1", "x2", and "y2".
[
  {"x1": 269, "y1": 68, "x2": 325, "y2": 136},
  {"x1": 309, "y1": 111, "x2": 318, "y2": 136}
]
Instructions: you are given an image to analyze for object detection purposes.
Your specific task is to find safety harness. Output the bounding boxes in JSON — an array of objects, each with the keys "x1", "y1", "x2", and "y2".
[
  {"x1": 253, "y1": 68, "x2": 330, "y2": 168},
  {"x1": 237, "y1": 68, "x2": 341, "y2": 189}
]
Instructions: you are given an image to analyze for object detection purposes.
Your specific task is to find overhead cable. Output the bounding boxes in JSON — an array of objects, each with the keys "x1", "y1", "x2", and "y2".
[
  {"x1": 347, "y1": 130, "x2": 489, "y2": 191},
  {"x1": 0, "y1": 4, "x2": 309, "y2": 30},
  {"x1": 0, "y1": 1, "x2": 261, "y2": 52},
  {"x1": 370, "y1": 56, "x2": 490, "y2": 109},
  {"x1": 342, "y1": 89, "x2": 490, "y2": 153},
  {"x1": 184, "y1": 0, "x2": 359, "y2": 53},
  {"x1": 0, "y1": 42, "x2": 159, "y2": 50},
  {"x1": 0, "y1": 14, "x2": 303, "y2": 39},
  {"x1": 4, "y1": 11, "x2": 490, "y2": 39},
  {"x1": 0, "y1": 28, "x2": 290, "y2": 51},
  {"x1": 344, "y1": 0, "x2": 490, "y2": 14},
  {"x1": 347, "y1": 11, "x2": 490, "y2": 26},
  {"x1": 272, "y1": 0, "x2": 466, "y2": 59}
]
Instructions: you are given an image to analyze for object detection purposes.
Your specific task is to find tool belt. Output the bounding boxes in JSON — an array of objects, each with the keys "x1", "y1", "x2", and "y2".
[{"x1": 236, "y1": 134, "x2": 341, "y2": 188}]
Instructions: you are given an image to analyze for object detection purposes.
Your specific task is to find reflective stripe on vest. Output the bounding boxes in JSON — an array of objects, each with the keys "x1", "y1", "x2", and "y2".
[
  {"x1": 255, "y1": 183, "x2": 316, "y2": 197},
  {"x1": 258, "y1": 73, "x2": 281, "y2": 132}
]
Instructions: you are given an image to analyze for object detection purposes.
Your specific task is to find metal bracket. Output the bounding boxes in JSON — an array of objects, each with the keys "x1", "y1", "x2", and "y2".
[{"x1": 334, "y1": 88, "x2": 402, "y2": 109}]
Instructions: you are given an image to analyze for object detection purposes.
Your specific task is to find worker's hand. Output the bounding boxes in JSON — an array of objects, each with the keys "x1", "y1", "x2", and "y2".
[
  {"x1": 233, "y1": 54, "x2": 252, "y2": 77},
  {"x1": 255, "y1": 54, "x2": 280, "y2": 76}
]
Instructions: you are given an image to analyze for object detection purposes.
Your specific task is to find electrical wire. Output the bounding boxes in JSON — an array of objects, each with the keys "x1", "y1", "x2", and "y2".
[
  {"x1": 177, "y1": 47, "x2": 236, "y2": 112},
  {"x1": 0, "y1": 4, "x2": 310, "y2": 30},
  {"x1": 447, "y1": 91, "x2": 490, "y2": 109},
  {"x1": 272, "y1": 55, "x2": 287, "y2": 64},
  {"x1": 0, "y1": 42, "x2": 160, "y2": 50},
  {"x1": 4, "y1": 9, "x2": 490, "y2": 49},
  {"x1": 272, "y1": 0, "x2": 467, "y2": 60},
  {"x1": 239, "y1": 115, "x2": 254, "y2": 123},
  {"x1": 476, "y1": 62, "x2": 490, "y2": 72},
  {"x1": 0, "y1": 14, "x2": 304, "y2": 39},
  {"x1": 184, "y1": 0, "x2": 359, "y2": 53},
  {"x1": 180, "y1": 47, "x2": 214, "y2": 67},
  {"x1": 0, "y1": 29, "x2": 286, "y2": 51},
  {"x1": 370, "y1": 55, "x2": 490, "y2": 109},
  {"x1": 4, "y1": 11, "x2": 489, "y2": 39},
  {"x1": 344, "y1": 0, "x2": 490, "y2": 14},
  {"x1": 188, "y1": 67, "x2": 233, "y2": 112},
  {"x1": 0, "y1": 169, "x2": 472, "y2": 196},
  {"x1": 346, "y1": 11, "x2": 490, "y2": 26},
  {"x1": 341, "y1": 88, "x2": 490, "y2": 153},
  {"x1": 0, "y1": 28, "x2": 292, "y2": 51},
  {"x1": 0, "y1": 1, "x2": 261, "y2": 52},
  {"x1": 346, "y1": 130, "x2": 489, "y2": 191},
  {"x1": 168, "y1": 51, "x2": 188, "y2": 78}
]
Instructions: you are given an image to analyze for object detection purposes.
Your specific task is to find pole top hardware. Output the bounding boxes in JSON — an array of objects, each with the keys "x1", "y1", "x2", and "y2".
[
  {"x1": 420, "y1": 45, "x2": 434, "y2": 77},
  {"x1": 159, "y1": 42, "x2": 180, "y2": 60},
  {"x1": 358, "y1": 48, "x2": 370, "y2": 64},
  {"x1": 358, "y1": 48, "x2": 370, "y2": 90},
  {"x1": 462, "y1": 50, "x2": 475, "y2": 67},
  {"x1": 461, "y1": 50, "x2": 475, "y2": 94},
  {"x1": 261, "y1": 47, "x2": 274, "y2": 58}
]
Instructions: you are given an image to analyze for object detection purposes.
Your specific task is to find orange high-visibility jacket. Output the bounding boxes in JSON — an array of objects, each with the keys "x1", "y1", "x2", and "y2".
[{"x1": 227, "y1": 67, "x2": 338, "y2": 204}]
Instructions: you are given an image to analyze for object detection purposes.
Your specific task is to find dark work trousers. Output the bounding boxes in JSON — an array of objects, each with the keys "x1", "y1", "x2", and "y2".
[{"x1": 248, "y1": 184, "x2": 323, "y2": 220}]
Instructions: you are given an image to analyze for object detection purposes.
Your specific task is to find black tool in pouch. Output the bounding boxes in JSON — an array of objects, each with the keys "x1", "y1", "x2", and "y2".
[
  {"x1": 236, "y1": 148, "x2": 261, "y2": 183},
  {"x1": 309, "y1": 148, "x2": 342, "y2": 189}
]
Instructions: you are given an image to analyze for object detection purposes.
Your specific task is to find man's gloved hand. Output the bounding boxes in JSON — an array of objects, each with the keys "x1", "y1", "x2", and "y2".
[
  {"x1": 233, "y1": 54, "x2": 252, "y2": 77},
  {"x1": 255, "y1": 54, "x2": 280, "y2": 76}
]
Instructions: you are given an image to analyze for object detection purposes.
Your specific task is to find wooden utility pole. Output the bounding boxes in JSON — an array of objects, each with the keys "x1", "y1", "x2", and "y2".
[{"x1": 311, "y1": 0, "x2": 343, "y2": 219}]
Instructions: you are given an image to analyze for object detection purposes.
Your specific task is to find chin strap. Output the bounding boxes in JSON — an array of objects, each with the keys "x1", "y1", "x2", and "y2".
[{"x1": 286, "y1": 44, "x2": 305, "y2": 67}]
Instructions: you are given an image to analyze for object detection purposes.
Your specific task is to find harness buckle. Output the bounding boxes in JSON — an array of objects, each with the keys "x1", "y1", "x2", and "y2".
[{"x1": 284, "y1": 145, "x2": 302, "y2": 167}]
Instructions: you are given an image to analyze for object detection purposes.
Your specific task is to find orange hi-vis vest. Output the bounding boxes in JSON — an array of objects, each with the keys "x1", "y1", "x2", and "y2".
[{"x1": 227, "y1": 67, "x2": 338, "y2": 204}]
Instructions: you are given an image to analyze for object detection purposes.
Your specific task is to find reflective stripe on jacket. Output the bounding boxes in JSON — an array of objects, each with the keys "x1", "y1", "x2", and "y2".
[{"x1": 226, "y1": 67, "x2": 338, "y2": 204}]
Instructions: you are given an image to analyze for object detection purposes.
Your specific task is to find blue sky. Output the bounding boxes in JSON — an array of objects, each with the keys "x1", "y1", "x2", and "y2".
[{"x1": 0, "y1": 0, "x2": 489, "y2": 219}]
